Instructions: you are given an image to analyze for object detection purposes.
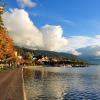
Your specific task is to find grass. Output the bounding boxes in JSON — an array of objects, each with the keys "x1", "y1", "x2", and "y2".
[
  {"x1": 0, "y1": 67, "x2": 6, "y2": 72},
  {"x1": 0, "y1": 66, "x2": 15, "y2": 73},
  {"x1": 23, "y1": 65, "x2": 45, "y2": 69}
]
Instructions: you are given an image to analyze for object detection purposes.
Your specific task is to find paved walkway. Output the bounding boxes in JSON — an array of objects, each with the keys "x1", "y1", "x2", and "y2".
[{"x1": 0, "y1": 68, "x2": 24, "y2": 100}]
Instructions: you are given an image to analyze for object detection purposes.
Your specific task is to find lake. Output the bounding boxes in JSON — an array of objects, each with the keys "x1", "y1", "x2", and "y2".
[{"x1": 23, "y1": 66, "x2": 100, "y2": 100}]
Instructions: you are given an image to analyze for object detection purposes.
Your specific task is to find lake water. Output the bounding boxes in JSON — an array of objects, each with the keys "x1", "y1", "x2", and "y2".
[{"x1": 23, "y1": 66, "x2": 100, "y2": 100}]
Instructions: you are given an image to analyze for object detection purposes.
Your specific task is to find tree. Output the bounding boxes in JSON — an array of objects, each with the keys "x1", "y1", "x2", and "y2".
[
  {"x1": 0, "y1": 4, "x2": 16, "y2": 65},
  {"x1": 22, "y1": 52, "x2": 33, "y2": 60}
]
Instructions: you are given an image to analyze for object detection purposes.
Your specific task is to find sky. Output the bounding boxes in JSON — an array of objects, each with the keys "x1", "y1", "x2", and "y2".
[{"x1": 1, "y1": 0, "x2": 100, "y2": 56}]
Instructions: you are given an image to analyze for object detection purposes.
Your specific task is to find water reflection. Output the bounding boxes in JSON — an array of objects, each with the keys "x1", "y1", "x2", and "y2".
[{"x1": 24, "y1": 66, "x2": 100, "y2": 100}]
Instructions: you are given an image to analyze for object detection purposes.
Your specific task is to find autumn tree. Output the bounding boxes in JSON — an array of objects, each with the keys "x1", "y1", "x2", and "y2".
[{"x1": 0, "y1": 4, "x2": 16, "y2": 65}]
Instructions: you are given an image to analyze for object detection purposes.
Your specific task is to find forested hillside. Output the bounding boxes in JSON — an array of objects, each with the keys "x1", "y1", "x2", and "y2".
[{"x1": 15, "y1": 46, "x2": 84, "y2": 61}]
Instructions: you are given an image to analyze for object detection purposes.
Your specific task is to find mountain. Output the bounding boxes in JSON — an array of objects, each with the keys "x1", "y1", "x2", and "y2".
[
  {"x1": 77, "y1": 46, "x2": 100, "y2": 65},
  {"x1": 15, "y1": 46, "x2": 83, "y2": 61},
  {"x1": 79, "y1": 55, "x2": 100, "y2": 65}
]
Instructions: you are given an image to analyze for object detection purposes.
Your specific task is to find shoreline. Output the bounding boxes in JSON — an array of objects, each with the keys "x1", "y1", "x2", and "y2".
[
  {"x1": 22, "y1": 68, "x2": 27, "y2": 100},
  {"x1": 23, "y1": 64, "x2": 88, "y2": 69}
]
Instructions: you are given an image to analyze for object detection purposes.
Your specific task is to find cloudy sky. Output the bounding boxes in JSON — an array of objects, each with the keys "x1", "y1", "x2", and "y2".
[{"x1": 2, "y1": 0, "x2": 100, "y2": 56}]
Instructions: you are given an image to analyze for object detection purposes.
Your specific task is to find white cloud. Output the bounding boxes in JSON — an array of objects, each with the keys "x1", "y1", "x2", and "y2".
[
  {"x1": 17, "y1": 0, "x2": 37, "y2": 8},
  {"x1": 65, "y1": 36, "x2": 100, "y2": 56},
  {"x1": 2, "y1": 8, "x2": 100, "y2": 56},
  {"x1": 61, "y1": 19, "x2": 75, "y2": 26},
  {"x1": 3, "y1": 9, "x2": 43, "y2": 49},
  {"x1": 3, "y1": 9, "x2": 68, "y2": 51},
  {"x1": 68, "y1": 50, "x2": 81, "y2": 56},
  {"x1": 77, "y1": 46, "x2": 100, "y2": 57},
  {"x1": 95, "y1": 51, "x2": 100, "y2": 56},
  {"x1": 41, "y1": 25, "x2": 68, "y2": 51},
  {"x1": 67, "y1": 36, "x2": 91, "y2": 49}
]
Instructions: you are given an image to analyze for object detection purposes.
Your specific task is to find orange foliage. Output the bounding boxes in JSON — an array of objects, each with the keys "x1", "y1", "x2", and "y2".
[{"x1": 0, "y1": 26, "x2": 16, "y2": 61}]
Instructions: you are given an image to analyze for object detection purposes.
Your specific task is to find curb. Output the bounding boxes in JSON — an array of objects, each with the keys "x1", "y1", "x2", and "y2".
[{"x1": 22, "y1": 68, "x2": 27, "y2": 100}]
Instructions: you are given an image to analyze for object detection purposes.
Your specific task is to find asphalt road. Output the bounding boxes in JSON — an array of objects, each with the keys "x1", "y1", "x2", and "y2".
[{"x1": 0, "y1": 68, "x2": 24, "y2": 100}]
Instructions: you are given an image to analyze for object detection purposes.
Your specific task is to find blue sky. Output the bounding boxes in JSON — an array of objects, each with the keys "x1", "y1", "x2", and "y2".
[
  {"x1": 3, "y1": 0, "x2": 100, "y2": 37},
  {"x1": 2, "y1": 0, "x2": 100, "y2": 56}
]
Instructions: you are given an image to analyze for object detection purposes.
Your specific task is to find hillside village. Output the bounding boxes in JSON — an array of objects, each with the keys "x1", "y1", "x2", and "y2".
[{"x1": 14, "y1": 46, "x2": 88, "y2": 67}]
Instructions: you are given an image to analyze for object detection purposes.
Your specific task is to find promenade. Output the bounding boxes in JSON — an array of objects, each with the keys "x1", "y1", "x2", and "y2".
[{"x1": 0, "y1": 68, "x2": 25, "y2": 100}]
